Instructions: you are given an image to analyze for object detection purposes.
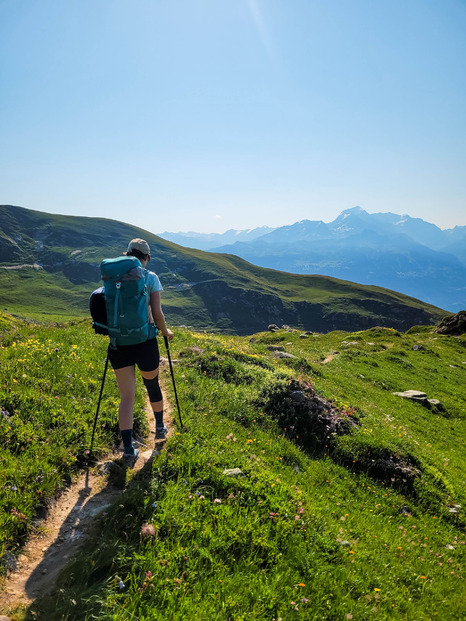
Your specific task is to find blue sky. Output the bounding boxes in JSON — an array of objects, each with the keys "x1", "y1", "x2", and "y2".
[{"x1": 1, "y1": 0, "x2": 465, "y2": 233}]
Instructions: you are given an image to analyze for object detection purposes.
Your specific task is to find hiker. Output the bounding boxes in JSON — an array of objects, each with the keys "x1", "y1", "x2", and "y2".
[{"x1": 107, "y1": 238, "x2": 173, "y2": 460}]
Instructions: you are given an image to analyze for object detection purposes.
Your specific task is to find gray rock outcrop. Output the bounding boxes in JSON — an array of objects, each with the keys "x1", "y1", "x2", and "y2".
[
  {"x1": 435, "y1": 311, "x2": 466, "y2": 336},
  {"x1": 392, "y1": 390, "x2": 444, "y2": 411}
]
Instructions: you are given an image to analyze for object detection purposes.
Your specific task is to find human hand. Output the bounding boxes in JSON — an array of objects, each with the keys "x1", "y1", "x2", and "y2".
[{"x1": 163, "y1": 329, "x2": 174, "y2": 341}]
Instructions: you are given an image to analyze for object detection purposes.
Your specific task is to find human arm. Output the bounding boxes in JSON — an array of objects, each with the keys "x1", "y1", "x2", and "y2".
[{"x1": 150, "y1": 291, "x2": 173, "y2": 340}]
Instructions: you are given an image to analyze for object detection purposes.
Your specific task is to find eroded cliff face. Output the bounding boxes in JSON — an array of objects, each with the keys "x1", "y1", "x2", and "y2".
[
  {"x1": 190, "y1": 280, "x2": 440, "y2": 335},
  {"x1": 0, "y1": 235, "x2": 23, "y2": 262},
  {"x1": 191, "y1": 280, "x2": 287, "y2": 333}
]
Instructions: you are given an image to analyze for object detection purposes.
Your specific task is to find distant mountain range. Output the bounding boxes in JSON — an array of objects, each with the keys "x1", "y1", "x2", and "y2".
[
  {"x1": 159, "y1": 207, "x2": 466, "y2": 312},
  {"x1": 160, "y1": 226, "x2": 275, "y2": 251},
  {"x1": 0, "y1": 205, "x2": 448, "y2": 334}
]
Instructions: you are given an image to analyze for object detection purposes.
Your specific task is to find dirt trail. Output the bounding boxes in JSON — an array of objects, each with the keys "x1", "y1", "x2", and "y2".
[{"x1": 0, "y1": 365, "x2": 174, "y2": 615}]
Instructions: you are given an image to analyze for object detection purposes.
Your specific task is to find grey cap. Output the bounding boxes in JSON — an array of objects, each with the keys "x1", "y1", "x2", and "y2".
[{"x1": 127, "y1": 238, "x2": 151, "y2": 256}]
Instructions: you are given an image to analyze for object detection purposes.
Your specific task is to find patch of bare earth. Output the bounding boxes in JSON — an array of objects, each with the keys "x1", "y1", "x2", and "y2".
[{"x1": 0, "y1": 364, "x2": 174, "y2": 617}]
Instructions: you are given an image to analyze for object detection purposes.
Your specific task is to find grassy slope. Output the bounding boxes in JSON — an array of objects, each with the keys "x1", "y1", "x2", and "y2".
[
  {"x1": 0, "y1": 315, "x2": 463, "y2": 620},
  {"x1": 0, "y1": 205, "x2": 448, "y2": 332},
  {"x1": 0, "y1": 269, "x2": 91, "y2": 319},
  {"x1": 0, "y1": 314, "x2": 147, "y2": 554},
  {"x1": 181, "y1": 247, "x2": 448, "y2": 311}
]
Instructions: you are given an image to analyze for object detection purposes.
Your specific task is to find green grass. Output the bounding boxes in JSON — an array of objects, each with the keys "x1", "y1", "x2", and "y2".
[
  {"x1": 0, "y1": 314, "x2": 147, "y2": 555},
  {"x1": 1, "y1": 317, "x2": 465, "y2": 620},
  {"x1": 261, "y1": 326, "x2": 466, "y2": 511},
  {"x1": 0, "y1": 269, "x2": 91, "y2": 320}
]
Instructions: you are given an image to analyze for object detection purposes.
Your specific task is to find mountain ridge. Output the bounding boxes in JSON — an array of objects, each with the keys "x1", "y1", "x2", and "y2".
[
  {"x1": 0, "y1": 204, "x2": 448, "y2": 334},
  {"x1": 159, "y1": 225, "x2": 275, "y2": 250},
  {"x1": 159, "y1": 207, "x2": 466, "y2": 251}
]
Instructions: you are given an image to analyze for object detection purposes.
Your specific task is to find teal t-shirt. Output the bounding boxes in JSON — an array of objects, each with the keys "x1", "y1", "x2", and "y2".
[{"x1": 145, "y1": 270, "x2": 163, "y2": 294}]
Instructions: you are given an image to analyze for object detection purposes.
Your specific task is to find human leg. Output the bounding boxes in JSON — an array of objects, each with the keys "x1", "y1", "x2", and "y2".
[
  {"x1": 114, "y1": 365, "x2": 138, "y2": 455},
  {"x1": 140, "y1": 368, "x2": 166, "y2": 437},
  {"x1": 136, "y1": 339, "x2": 166, "y2": 438}
]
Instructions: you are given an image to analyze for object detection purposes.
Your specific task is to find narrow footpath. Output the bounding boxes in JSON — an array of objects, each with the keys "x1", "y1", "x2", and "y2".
[{"x1": 0, "y1": 365, "x2": 173, "y2": 617}]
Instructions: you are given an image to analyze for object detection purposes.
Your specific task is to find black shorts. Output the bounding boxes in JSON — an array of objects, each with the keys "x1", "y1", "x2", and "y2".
[{"x1": 107, "y1": 338, "x2": 160, "y2": 372}]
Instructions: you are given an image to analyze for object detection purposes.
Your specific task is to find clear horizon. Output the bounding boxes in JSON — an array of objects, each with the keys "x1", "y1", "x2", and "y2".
[{"x1": 1, "y1": 1, "x2": 465, "y2": 233}]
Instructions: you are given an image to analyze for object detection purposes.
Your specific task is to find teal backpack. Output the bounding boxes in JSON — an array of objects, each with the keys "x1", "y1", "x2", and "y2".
[{"x1": 97, "y1": 256, "x2": 157, "y2": 349}]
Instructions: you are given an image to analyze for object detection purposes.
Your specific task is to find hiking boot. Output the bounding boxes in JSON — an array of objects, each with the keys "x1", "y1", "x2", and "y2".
[
  {"x1": 123, "y1": 447, "x2": 139, "y2": 460},
  {"x1": 155, "y1": 425, "x2": 168, "y2": 439}
]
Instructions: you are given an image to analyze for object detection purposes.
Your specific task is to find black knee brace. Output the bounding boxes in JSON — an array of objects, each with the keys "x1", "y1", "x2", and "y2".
[{"x1": 143, "y1": 376, "x2": 162, "y2": 403}]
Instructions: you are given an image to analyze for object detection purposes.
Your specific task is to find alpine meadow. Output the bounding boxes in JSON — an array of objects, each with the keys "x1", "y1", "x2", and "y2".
[{"x1": 0, "y1": 205, "x2": 465, "y2": 620}]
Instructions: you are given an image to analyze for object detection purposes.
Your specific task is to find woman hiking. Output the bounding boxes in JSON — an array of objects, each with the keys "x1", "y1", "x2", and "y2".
[{"x1": 107, "y1": 238, "x2": 173, "y2": 460}]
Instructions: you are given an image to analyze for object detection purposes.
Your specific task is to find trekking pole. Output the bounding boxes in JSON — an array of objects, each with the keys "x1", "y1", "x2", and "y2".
[
  {"x1": 89, "y1": 354, "x2": 109, "y2": 454},
  {"x1": 164, "y1": 336, "x2": 183, "y2": 428}
]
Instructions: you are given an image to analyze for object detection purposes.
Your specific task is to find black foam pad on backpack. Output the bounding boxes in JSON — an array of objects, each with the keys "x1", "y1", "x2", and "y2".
[{"x1": 89, "y1": 287, "x2": 109, "y2": 335}]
